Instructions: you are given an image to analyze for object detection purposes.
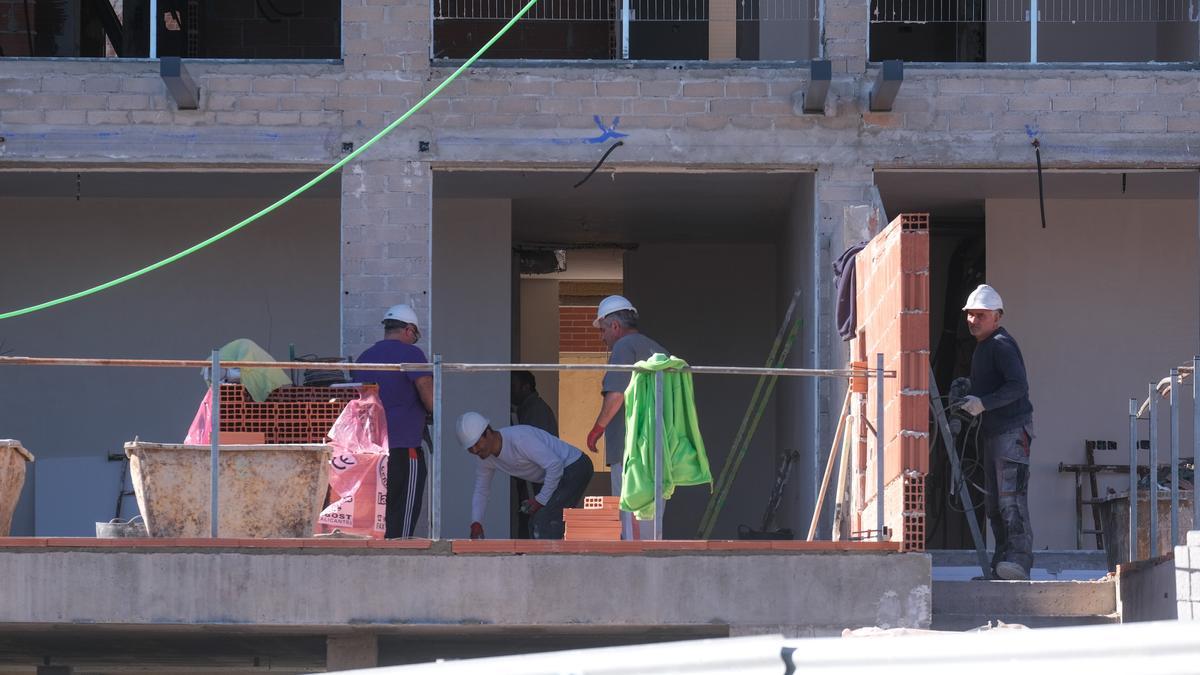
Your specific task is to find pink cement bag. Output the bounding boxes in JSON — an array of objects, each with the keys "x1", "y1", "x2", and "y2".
[
  {"x1": 318, "y1": 391, "x2": 390, "y2": 538},
  {"x1": 184, "y1": 391, "x2": 213, "y2": 444}
]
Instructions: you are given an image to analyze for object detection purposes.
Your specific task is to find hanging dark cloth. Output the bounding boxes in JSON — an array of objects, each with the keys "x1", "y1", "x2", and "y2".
[{"x1": 833, "y1": 242, "x2": 867, "y2": 342}]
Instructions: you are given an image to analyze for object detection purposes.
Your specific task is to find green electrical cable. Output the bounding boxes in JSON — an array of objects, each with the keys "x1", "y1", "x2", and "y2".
[{"x1": 0, "y1": 0, "x2": 540, "y2": 322}]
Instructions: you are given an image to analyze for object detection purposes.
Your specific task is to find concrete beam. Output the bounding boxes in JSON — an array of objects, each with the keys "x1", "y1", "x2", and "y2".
[
  {"x1": 159, "y1": 58, "x2": 200, "y2": 110},
  {"x1": 802, "y1": 60, "x2": 833, "y2": 115},
  {"x1": 327, "y1": 632, "x2": 378, "y2": 671},
  {"x1": 0, "y1": 548, "x2": 932, "y2": 636},
  {"x1": 869, "y1": 60, "x2": 904, "y2": 112}
]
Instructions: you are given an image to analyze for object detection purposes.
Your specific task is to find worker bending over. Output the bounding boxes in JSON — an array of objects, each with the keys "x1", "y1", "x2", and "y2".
[
  {"x1": 959, "y1": 284, "x2": 1035, "y2": 581},
  {"x1": 459, "y1": 412, "x2": 593, "y2": 539}
]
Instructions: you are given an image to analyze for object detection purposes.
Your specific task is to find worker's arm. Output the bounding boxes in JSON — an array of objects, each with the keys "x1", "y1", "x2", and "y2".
[
  {"x1": 593, "y1": 391, "x2": 624, "y2": 428},
  {"x1": 978, "y1": 340, "x2": 1029, "y2": 412},
  {"x1": 587, "y1": 391, "x2": 625, "y2": 453},
  {"x1": 470, "y1": 462, "x2": 495, "y2": 525},
  {"x1": 527, "y1": 445, "x2": 566, "y2": 506},
  {"x1": 414, "y1": 375, "x2": 434, "y2": 412}
]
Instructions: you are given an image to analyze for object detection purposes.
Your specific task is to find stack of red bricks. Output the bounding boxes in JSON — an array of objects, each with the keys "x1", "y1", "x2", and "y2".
[
  {"x1": 218, "y1": 384, "x2": 378, "y2": 444},
  {"x1": 564, "y1": 496, "x2": 621, "y2": 540},
  {"x1": 852, "y1": 213, "x2": 930, "y2": 552}
]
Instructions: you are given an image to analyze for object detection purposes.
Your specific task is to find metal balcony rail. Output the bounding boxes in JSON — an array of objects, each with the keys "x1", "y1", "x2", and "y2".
[
  {"x1": 434, "y1": 0, "x2": 818, "y2": 21},
  {"x1": 870, "y1": 0, "x2": 1197, "y2": 23},
  {"x1": 1125, "y1": 360, "x2": 1200, "y2": 565},
  {"x1": 0, "y1": 355, "x2": 893, "y2": 543}
]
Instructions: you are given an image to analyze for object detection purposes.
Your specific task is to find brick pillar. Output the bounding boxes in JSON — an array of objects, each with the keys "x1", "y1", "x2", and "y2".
[
  {"x1": 852, "y1": 213, "x2": 930, "y2": 550},
  {"x1": 822, "y1": 0, "x2": 869, "y2": 74},
  {"x1": 339, "y1": 0, "x2": 435, "y2": 357},
  {"x1": 340, "y1": 158, "x2": 432, "y2": 358}
]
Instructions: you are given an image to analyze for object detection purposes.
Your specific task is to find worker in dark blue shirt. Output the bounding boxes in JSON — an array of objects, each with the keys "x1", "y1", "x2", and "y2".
[{"x1": 959, "y1": 284, "x2": 1035, "y2": 581}]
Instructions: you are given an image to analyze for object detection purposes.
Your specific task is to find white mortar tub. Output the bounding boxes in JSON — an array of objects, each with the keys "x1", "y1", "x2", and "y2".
[
  {"x1": 0, "y1": 440, "x2": 34, "y2": 536},
  {"x1": 124, "y1": 441, "x2": 331, "y2": 538}
]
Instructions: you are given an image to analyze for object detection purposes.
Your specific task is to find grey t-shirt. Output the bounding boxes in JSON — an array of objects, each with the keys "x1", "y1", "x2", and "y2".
[{"x1": 602, "y1": 332, "x2": 668, "y2": 466}]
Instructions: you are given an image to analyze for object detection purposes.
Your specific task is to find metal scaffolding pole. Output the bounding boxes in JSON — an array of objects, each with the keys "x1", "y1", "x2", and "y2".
[
  {"x1": 209, "y1": 349, "x2": 220, "y2": 538},
  {"x1": 1129, "y1": 398, "x2": 1139, "y2": 562},
  {"x1": 654, "y1": 370, "x2": 665, "y2": 541},
  {"x1": 1170, "y1": 369, "x2": 1180, "y2": 547},
  {"x1": 1149, "y1": 381, "x2": 1159, "y2": 558},
  {"x1": 1195, "y1": 356, "x2": 1200, "y2": 533},
  {"x1": 876, "y1": 353, "x2": 885, "y2": 542},
  {"x1": 432, "y1": 354, "x2": 443, "y2": 541}
]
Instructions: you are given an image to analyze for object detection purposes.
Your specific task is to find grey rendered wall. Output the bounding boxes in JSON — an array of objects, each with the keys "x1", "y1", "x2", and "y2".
[
  {"x1": 987, "y1": 197, "x2": 1198, "y2": 549},
  {"x1": 519, "y1": 278, "x2": 561, "y2": 420},
  {"x1": 431, "y1": 198, "x2": 512, "y2": 538},
  {"x1": 778, "y1": 175, "x2": 820, "y2": 535},
  {"x1": 623, "y1": 243, "x2": 778, "y2": 539},
  {"x1": 0, "y1": 194, "x2": 340, "y2": 535}
]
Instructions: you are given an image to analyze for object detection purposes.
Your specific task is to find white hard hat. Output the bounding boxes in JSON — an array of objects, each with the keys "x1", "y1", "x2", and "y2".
[
  {"x1": 593, "y1": 295, "x2": 637, "y2": 328},
  {"x1": 456, "y1": 412, "x2": 490, "y2": 449},
  {"x1": 962, "y1": 284, "x2": 1004, "y2": 311},
  {"x1": 383, "y1": 303, "x2": 419, "y2": 328}
]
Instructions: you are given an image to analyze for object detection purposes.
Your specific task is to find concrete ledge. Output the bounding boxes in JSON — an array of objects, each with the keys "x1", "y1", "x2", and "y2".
[
  {"x1": 933, "y1": 580, "x2": 1116, "y2": 617},
  {"x1": 0, "y1": 547, "x2": 930, "y2": 636},
  {"x1": 1117, "y1": 554, "x2": 1177, "y2": 622}
]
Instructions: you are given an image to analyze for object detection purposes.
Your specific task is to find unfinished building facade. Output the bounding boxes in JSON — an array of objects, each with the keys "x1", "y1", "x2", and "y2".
[{"x1": 1, "y1": 0, "x2": 1198, "y2": 553}]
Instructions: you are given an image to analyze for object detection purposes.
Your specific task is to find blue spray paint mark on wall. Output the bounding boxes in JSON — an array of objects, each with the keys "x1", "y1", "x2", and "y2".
[{"x1": 440, "y1": 115, "x2": 629, "y2": 146}]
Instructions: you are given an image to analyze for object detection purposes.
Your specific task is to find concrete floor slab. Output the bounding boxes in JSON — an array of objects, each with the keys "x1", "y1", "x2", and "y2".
[{"x1": 0, "y1": 541, "x2": 931, "y2": 635}]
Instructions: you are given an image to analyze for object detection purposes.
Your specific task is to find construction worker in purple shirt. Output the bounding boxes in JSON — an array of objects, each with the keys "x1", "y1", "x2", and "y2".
[
  {"x1": 958, "y1": 285, "x2": 1035, "y2": 581},
  {"x1": 351, "y1": 304, "x2": 434, "y2": 539}
]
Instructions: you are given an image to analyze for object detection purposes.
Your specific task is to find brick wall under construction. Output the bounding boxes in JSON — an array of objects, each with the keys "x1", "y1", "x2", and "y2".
[{"x1": 853, "y1": 213, "x2": 930, "y2": 551}]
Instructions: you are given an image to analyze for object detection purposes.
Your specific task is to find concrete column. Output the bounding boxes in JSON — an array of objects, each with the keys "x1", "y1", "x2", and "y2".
[
  {"x1": 821, "y1": 0, "x2": 870, "y2": 73},
  {"x1": 326, "y1": 632, "x2": 379, "y2": 671},
  {"x1": 339, "y1": 0, "x2": 435, "y2": 360},
  {"x1": 340, "y1": 159, "x2": 433, "y2": 359},
  {"x1": 808, "y1": 164, "x2": 874, "y2": 532}
]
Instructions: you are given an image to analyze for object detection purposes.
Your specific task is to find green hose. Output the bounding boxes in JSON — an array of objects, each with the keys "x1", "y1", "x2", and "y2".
[{"x1": 0, "y1": 0, "x2": 539, "y2": 321}]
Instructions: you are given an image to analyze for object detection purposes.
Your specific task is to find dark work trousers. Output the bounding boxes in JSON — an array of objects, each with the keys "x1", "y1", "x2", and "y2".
[
  {"x1": 385, "y1": 447, "x2": 426, "y2": 539},
  {"x1": 529, "y1": 456, "x2": 595, "y2": 540},
  {"x1": 982, "y1": 425, "x2": 1034, "y2": 573}
]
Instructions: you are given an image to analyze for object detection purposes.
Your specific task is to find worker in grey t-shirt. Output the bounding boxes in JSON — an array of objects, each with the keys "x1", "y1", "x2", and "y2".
[{"x1": 586, "y1": 295, "x2": 668, "y2": 540}]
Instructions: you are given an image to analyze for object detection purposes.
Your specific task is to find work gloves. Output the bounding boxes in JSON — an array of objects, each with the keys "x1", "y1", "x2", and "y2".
[
  {"x1": 960, "y1": 395, "x2": 985, "y2": 417},
  {"x1": 520, "y1": 498, "x2": 543, "y2": 516},
  {"x1": 469, "y1": 521, "x2": 485, "y2": 539},
  {"x1": 586, "y1": 424, "x2": 604, "y2": 454}
]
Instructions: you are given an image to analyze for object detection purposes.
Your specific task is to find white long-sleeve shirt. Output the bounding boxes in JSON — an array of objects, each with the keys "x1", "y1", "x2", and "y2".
[{"x1": 470, "y1": 425, "x2": 585, "y2": 524}]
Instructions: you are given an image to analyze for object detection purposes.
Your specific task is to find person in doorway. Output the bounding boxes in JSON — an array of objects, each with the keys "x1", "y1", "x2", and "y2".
[
  {"x1": 510, "y1": 370, "x2": 559, "y2": 538},
  {"x1": 511, "y1": 371, "x2": 558, "y2": 436},
  {"x1": 958, "y1": 284, "x2": 1035, "y2": 581},
  {"x1": 351, "y1": 304, "x2": 434, "y2": 539},
  {"x1": 586, "y1": 295, "x2": 668, "y2": 540},
  {"x1": 459, "y1": 412, "x2": 593, "y2": 540}
]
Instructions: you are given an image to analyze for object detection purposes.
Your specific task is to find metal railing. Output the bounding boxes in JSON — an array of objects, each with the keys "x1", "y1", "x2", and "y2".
[
  {"x1": 1125, "y1": 358, "x2": 1200, "y2": 563},
  {"x1": 870, "y1": 0, "x2": 1199, "y2": 62},
  {"x1": 0, "y1": 354, "x2": 892, "y2": 542},
  {"x1": 871, "y1": 0, "x2": 1197, "y2": 23},
  {"x1": 432, "y1": 0, "x2": 820, "y2": 59}
]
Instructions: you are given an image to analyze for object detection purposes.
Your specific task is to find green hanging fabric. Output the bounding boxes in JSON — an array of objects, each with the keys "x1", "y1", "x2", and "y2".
[
  {"x1": 218, "y1": 338, "x2": 291, "y2": 403},
  {"x1": 619, "y1": 353, "x2": 713, "y2": 520}
]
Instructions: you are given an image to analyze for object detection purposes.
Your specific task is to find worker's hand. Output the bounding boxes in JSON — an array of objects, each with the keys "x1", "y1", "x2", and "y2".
[
  {"x1": 960, "y1": 395, "x2": 985, "y2": 417},
  {"x1": 520, "y1": 498, "x2": 543, "y2": 516},
  {"x1": 586, "y1": 424, "x2": 604, "y2": 454},
  {"x1": 469, "y1": 522, "x2": 485, "y2": 539}
]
